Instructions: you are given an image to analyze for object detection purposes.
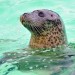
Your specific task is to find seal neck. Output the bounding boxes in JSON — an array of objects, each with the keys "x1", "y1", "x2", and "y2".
[{"x1": 29, "y1": 35, "x2": 66, "y2": 49}]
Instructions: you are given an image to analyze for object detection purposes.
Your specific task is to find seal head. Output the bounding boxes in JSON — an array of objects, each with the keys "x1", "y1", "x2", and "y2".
[{"x1": 20, "y1": 9, "x2": 67, "y2": 49}]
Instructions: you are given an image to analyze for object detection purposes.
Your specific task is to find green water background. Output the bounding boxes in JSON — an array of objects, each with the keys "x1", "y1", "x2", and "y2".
[{"x1": 0, "y1": 0, "x2": 75, "y2": 75}]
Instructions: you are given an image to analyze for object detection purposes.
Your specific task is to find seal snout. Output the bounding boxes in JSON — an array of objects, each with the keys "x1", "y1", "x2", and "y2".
[
  {"x1": 20, "y1": 13, "x2": 29, "y2": 24},
  {"x1": 20, "y1": 15, "x2": 25, "y2": 24}
]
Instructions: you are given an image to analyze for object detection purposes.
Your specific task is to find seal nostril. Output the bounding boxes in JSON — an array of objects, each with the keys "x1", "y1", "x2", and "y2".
[
  {"x1": 23, "y1": 13, "x2": 28, "y2": 17},
  {"x1": 38, "y1": 11, "x2": 44, "y2": 17}
]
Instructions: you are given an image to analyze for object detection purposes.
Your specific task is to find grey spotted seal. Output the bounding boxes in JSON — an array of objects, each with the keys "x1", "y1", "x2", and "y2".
[{"x1": 20, "y1": 9, "x2": 67, "y2": 49}]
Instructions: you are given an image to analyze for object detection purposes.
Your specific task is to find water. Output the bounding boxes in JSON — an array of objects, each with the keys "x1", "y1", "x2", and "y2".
[{"x1": 0, "y1": 0, "x2": 75, "y2": 75}]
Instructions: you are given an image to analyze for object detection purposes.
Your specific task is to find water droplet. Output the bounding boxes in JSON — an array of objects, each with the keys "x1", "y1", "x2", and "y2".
[
  {"x1": 35, "y1": 65, "x2": 39, "y2": 67},
  {"x1": 25, "y1": 61, "x2": 28, "y2": 63},
  {"x1": 42, "y1": 59, "x2": 46, "y2": 62},
  {"x1": 50, "y1": 59, "x2": 53, "y2": 62},
  {"x1": 44, "y1": 65, "x2": 48, "y2": 68},
  {"x1": 31, "y1": 51, "x2": 35, "y2": 54},
  {"x1": 29, "y1": 67, "x2": 33, "y2": 70}
]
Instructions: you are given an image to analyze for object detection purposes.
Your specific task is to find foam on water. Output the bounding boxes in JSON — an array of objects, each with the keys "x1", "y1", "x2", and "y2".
[{"x1": 0, "y1": 42, "x2": 75, "y2": 75}]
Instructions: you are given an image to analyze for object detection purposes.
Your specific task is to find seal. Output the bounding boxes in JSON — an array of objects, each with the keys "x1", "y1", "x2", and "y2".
[{"x1": 20, "y1": 9, "x2": 67, "y2": 49}]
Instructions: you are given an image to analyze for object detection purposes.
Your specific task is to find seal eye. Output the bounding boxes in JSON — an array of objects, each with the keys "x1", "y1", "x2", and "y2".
[
  {"x1": 51, "y1": 14, "x2": 53, "y2": 17},
  {"x1": 38, "y1": 12, "x2": 44, "y2": 17}
]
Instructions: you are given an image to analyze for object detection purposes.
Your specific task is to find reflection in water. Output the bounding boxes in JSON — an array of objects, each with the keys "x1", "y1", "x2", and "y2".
[{"x1": 0, "y1": 41, "x2": 75, "y2": 75}]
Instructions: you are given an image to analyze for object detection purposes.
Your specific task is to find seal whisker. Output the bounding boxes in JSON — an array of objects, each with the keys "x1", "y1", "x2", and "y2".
[
  {"x1": 29, "y1": 24, "x2": 36, "y2": 33},
  {"x1": 32, "y1": 26, "x2": 38, "y2": 34},
  {"x1": 29, "y1": 24, "x2": 40, "y2": 35},
  {"x1": 34, "y1": 26, "x2": 41, "y2": 35}
]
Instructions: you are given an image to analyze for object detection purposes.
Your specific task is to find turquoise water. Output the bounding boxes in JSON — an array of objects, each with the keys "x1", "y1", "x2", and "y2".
[{"x1": 0, "y1": 0, "x2": 75, "y2": 75}]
